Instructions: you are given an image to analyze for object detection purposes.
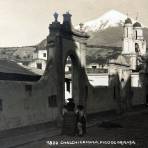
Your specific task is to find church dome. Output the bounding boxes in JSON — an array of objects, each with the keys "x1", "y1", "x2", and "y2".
[
  {"x1": 125, "y1": 18, "x2": 132, "y2": 24},
  {"x1": 133, "y1": 22, "x2": 142, "y2": 27}
]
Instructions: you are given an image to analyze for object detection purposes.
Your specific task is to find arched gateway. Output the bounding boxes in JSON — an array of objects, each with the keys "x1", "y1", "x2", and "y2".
[{"x1": 46, "y1": 12, "x2": 89, "y2": 118}]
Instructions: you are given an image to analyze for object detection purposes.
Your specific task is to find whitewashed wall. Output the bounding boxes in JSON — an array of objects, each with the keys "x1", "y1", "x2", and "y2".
[
  {"x1": 37, "y1": 50, "x2": 47, "y2": 60},
  {"x1": 88, "y1": 73, "x2": 109, "y2": 86},
  {"x1": 28, "y1": 59, "x2": 47, "y2": 70},
  {"x1": 131, "y1": 73, "x2": 141, "y2": 87},
  {"x1": 0, "y1": 70, "x2": 58, "y2": 131}
]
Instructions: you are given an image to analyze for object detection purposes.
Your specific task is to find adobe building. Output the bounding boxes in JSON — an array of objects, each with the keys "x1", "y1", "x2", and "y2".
[{"x1": 27, "y1": 45, "x2": 47, "y2": 70}]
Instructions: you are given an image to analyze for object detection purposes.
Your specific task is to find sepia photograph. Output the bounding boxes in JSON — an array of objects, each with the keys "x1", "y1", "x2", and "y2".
[{"x1": 0, "y1": 0, "x2": 148, "y2": 147}]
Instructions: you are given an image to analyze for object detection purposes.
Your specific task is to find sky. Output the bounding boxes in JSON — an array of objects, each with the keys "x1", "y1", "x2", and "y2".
[{"x1": 0, "y1": 0, "x2": 148, "y2": 47}]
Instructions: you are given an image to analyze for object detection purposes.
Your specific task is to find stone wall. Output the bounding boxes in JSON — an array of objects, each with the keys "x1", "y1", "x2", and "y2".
[
  {"x1": 86, "y1": 85, "x2": 116, "y2": 113},
  {"x1": 132, "y1": 87, "x2": 145, "y2": 105},
  {"x1": 86, "y1": 84, "x2": 146, "y2": 114},
  {"x1": 0, "y1": 68, "x2": 58, "y2": 131},
  {"x1": 0, "y1": 67, "x2": 145, "y2": 131}
]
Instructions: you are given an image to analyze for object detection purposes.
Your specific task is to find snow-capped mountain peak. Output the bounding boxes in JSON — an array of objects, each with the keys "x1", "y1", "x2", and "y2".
[{"x1": 75, "y1": 9, "x2": 129, "y2": 32}]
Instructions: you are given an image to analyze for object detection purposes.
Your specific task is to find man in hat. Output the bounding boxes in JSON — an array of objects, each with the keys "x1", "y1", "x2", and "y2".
[
  {"x1": 67, "y1": 98, "x2": 75, "y2": 112},
  {"x1": 76, "y1": 105, "x2": 86, "y2": 136},
  {"x1": 62, "y1": 98, "x2": 76, "y2": 136}
]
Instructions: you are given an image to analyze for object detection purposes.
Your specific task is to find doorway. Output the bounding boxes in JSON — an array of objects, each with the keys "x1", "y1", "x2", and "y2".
[
  {"x1": 64, "y1": 56, "x2": 72, "y2": 103},
  {"x1": 64, "y1": 55, "x2": 79, "y2": 105}
]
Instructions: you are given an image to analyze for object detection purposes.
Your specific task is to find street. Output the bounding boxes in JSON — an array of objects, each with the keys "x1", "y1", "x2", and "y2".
[{"x1": 17, "y1": 108, "x2": 148, "y2": 148}]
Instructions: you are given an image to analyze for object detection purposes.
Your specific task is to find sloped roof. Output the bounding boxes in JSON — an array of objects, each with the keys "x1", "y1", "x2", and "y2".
[
  {"x1": 116, "y1": 55, "x2": 130, "y2": 67},
  {"x1": 0, "y1": 59, "x2": 37, "y2": 75}
]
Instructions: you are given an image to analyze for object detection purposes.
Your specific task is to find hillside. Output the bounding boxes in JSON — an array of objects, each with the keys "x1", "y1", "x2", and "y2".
[
  {"x1": 0, "y1": 46, "x2": 36, "y2": 61},
  {"x1": 86, "y1": 46, "x2": 122, "y2": 64},
  {"x1": 86, "y1": 26, "x2": 148, "y2": 64},
  {"x1": 0, "y1": 25, "x2": 148, "y2": 65},
  {"x1": 87, "y1": 26, "x2": 148, "y2": 47},
  {"x1": 0, "y1": 9, "x2": 148, "y2": 66},
  {"x1": 87, "y1": 26, "x2": 123, "y2": 47}
]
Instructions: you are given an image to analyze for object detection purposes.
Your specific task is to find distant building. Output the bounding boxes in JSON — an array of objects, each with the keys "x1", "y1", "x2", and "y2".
[
  {"x1": 85, "y1": 17, "x2": 147, "y2": 87},
  {"x1": 28, "y1": 59, "x2": 47, "y2": 70},
  {"x1": 0, "y1": 59, "x2": 40, "y2": 81},
  {"x1": 86, "y1": 63, "x2": 108, "y2": 73},
  {"x1": 122, "y1": 18, "x2": 146, "y2": 70},
  {"x1": 33, "y1": 48, "x2": 47, "y2": 61},
  {"x1": 109, "y1": 17, "x2": 147, "y2": 87},
  {"x1": 27, "y1": 48, "x2": 47, "y2": 70},
  {"x1": 17, "y1": 49, "x2": 47, "y2": 71}
]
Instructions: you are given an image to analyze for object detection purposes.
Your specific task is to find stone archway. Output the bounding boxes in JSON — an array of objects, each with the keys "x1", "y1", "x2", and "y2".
[
  {"x1": 46, "y1": 12, "x2": 89, "y2": 120},
  {"x1": 64, "y1": 52, "x2": 81, "y2": 105}
]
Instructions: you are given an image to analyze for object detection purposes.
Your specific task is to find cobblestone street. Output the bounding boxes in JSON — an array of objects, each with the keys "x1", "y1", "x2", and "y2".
[{"x1": 17, "y1": 108, "x2": 148, "y2": 148}]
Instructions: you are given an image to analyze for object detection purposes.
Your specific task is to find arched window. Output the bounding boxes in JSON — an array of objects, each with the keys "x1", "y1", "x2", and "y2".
[
  {"x1": 135, "y1": 43, "x2": 140, "y2": 53},
  {"x1": 127, "y1": 28, "x2": 128, "y2": 37},
  {"x1": 0, "y1": 99, "x2": 2, "y2": 111},
  {"x1": 135, "y1": 30, "x2": 138, "y2": 39}
]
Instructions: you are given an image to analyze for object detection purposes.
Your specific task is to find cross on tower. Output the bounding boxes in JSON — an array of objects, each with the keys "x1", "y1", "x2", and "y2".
[{"x1": 136, "y1": 12, "x2": 139, "y2": 21}]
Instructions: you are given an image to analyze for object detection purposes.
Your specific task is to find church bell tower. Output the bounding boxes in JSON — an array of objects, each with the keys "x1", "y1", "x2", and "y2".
[{"x1": 122, "y1": 17, "x2": 146, "y2": 70}]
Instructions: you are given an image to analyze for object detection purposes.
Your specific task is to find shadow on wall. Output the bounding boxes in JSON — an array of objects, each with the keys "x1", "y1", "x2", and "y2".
[{"x1": 86, "y1": 69, "x2": 145, "y2": 114}]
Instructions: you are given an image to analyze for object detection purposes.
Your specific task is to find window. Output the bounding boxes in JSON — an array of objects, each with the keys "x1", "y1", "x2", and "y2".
[
  {"x1": 66, "y1": 80, "x2": 70, "y2": 92},
  {"x1": 48, "y1": 95, "x2": 57, "y2": 107},
  {"x1": 37, "y1": 63, "x2": 42, "y2": 69},
  {"x1": 135, "y1": 43, "x2": 140, "y2": 53},
  {"x1": 68, "y1": 66, "x2": 72, "y2": 72},
  {"x1": 0, "y1": 99, "x2": 2, "y2": 111},
  {"x1": 136, "y1": 30, "x2": 138, "y2": 39},
  {"x1": 43, "y1": 53, "x2": 46, "y2": 57},
  {"x1": 92, "y1": 66, "x2": 97, "y2": 69}
]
